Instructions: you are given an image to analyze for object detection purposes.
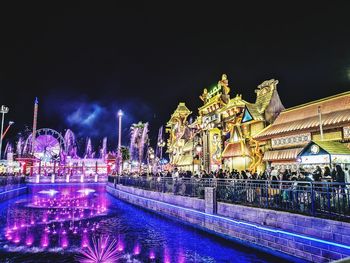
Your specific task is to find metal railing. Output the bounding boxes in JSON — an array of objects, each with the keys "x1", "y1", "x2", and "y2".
[
  {"x1": 111, "y1": 176, "x2": 212, "y2": 199},
  {"x1": 110, "y1": 175, "x2": 350, "y2": 221}
]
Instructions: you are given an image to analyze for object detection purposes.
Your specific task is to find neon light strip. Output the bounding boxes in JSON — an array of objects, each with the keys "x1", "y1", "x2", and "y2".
[
  {"x1": 112, "y1": 187, "x2": 350, "y2": 251},
  {"x1": 0, "y1": 186, "x2": 27, "y2": 195}
]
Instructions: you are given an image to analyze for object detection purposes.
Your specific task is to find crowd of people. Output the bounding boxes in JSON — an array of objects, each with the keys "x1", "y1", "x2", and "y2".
[{"x1": 125, "y1": 164, "x2": 350, "y2": 185}]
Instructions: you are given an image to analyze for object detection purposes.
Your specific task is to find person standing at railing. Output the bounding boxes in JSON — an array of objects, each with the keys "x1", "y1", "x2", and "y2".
[
  {"x1": 331, "y1": 164, "x2": 337, "y2": 182},
  {"x1": 345, "y1": 167, "x2": 350, "y2": 186},
  {"x1": 313, "y1": 166, "x2": 322, "y2": 182},
  {"x1": 172, "y1": 168, "x2": 179, "y2": 179},
  {"x1": 322, "y1": 166, "x2": 332, "y2": 182},
  {"x1": 335, "y1": 165, "x2": 345, "y2": 194}
]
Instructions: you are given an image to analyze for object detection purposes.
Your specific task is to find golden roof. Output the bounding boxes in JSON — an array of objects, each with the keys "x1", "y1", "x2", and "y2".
[
  {"x1": 198, "y1": 94, "x2": 222, "y2": 114},
  {"x1": 255, "y1": 91, "x2": 350, "y2": 139},
  {"x1": 167, "y1": 102, "x2": 192, "y2": 125},
  {"x1": 222, "y1": 142, "x2": 250, "y2": 158},
  {"x1": 263, "y1": 148, "x2": 303, "y2": 161},
  {"x1": 220, "y1": 94, "x2": 247, "y2": 112},
  {"x1": 244, "y1": 103, "x2": 264, "y2": 122}
]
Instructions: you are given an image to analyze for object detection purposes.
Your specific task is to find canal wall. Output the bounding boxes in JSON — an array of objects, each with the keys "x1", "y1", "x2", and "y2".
[
  {"x1": 0, "y1": 185, "x2": 28, "y2": 202},
  {"x1": 107, "y1": 183, "x2": 350, "y2": 262}
]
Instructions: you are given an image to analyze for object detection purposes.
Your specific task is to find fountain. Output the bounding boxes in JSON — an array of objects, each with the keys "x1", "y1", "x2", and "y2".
[
  {"x1": 64, "y1": 129, "x2": 78, "y2": 159},
  {"x1": 129, "y1": 122, "x2": 149, "y2": 172}
]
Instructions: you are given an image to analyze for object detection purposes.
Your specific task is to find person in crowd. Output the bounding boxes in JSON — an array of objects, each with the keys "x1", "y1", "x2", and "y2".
[
  {"x1": 217, "y1": 169, "x2": 225, "y2": 180},
  {"x1": 336, "y1": 165, "x2": 345, "y2": 183},
  {"x1": 323, "y1": 166, "x2": 332, "y2": 182},
  {"x1": 172, "y1": 168, "x2": 179, "y2": 179},
  {"x1": 331, "y1": 164, "x2": 337, "y2": 182},
  {"x1": 282, "y1": 169, "x2": 289, "y2": 181},
  {"x1": 270, "y1": 167, "x2": 278, "y2": 180},
  {"x1": 313, "y1": 166, "x2": 322, "y2": 182},
  {"x1": 241, "y1": 170, "x2": 247, "y2": 179},
  {"x1": 185, "y1": 170, "x2": 192, "y2": 178}
]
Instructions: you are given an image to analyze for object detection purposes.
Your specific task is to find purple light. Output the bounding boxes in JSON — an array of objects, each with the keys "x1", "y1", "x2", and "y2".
[
  {"x1": 133, "y1": 243, "x2": 141, "y2": 255},
  {"x1": 77, "y1": 235, "x2": 121, "y2": 262},
  {"x1": 149, "y1": 250, "x2": 155, "y2": 260},
  {"x1": 26, "y1": 235, "x2": 33, "y2": 246},
  {"x1": 164, "y1": 247, "x2": 171, "y2": 263},
  {"x1": 41, "y1": 232, "x2": 49, "y2": 248},
  {"x1": 117, "y1": 242, "x2": 124, "y2": 252},
  {"x1": 62, "y1": 238, "x2": 68, "y2": 248}
]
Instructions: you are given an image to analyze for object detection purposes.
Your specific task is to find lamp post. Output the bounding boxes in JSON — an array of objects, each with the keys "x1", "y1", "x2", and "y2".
[
  {"x1": 157, "y1": 139, "x2": 165, "y2": 171},
  {"x1": 117, "y1": 110, "x2": 123, "y2": 175},
  {"x1": 0, "y1": 105, "x2": 9, "y2": 160}
]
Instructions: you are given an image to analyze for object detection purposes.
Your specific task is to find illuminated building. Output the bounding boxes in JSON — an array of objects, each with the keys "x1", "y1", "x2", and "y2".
[
  {"x1": 166, "y1": 103, "x2": 194, "y2": 172},
  {"x1": 166, "y1": 75, "x2": 284, "y2": 173},
  {"x1": 255, "y1": 91, "x2": 350, "y2": 170}
]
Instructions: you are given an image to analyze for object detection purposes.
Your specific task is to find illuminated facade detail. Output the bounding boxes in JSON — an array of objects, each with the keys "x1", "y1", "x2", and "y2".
[
  {"x1": 241, "y1": 106, "x2": 253, "y2": 123},
  {"x1": 310, "y1": 144, "x2": 320, "y2": 154},
  {"x1": 271, "y1": 133, "x2": 311, "y2": 148},
  {"x1": 167, "y1": 75, "x2": 284, "y2": 173},
  {"x1": 166, "y1": 103, "x2": 194, "y2": 171}
]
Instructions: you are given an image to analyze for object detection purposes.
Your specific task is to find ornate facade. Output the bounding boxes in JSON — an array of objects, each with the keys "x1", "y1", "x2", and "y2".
[
  {"x1": 254, "y1": 91, "x2": 350, "y2": 170},
  {"x1": 166, "y1": 75, "x2": 284, "y2": 173}
]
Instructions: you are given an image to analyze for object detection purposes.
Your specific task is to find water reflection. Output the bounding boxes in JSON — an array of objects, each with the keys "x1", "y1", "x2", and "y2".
[{"x1": 0, "y1": 184, "x2": 298, "y2": 262}]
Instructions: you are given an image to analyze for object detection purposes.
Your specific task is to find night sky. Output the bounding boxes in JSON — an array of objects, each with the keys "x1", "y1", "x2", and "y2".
[{"x1": 1, "y1": 2, "x2": 350, "y2": 152}]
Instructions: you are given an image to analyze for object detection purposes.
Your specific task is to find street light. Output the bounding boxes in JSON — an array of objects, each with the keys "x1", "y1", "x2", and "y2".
[
  {"x1": 116, "y1": 110, "x2": 123, "y2": 175},
  {"x1": 0, "y1": 105, "x2": 9, "y2": 160}
]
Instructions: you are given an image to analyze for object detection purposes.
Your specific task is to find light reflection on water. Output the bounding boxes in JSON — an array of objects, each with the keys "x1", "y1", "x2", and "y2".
[{"x1": 0, "y1": 184, "x2": 298, "y2": 262}]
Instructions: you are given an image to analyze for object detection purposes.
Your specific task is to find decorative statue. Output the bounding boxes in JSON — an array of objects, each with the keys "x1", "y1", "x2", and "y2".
[
  {"x1": 199, "y1": 88, "x2": 208, "y2": 102},
  {"x1": 218, "y1": 74, "x2": 230, "y2": 95}
]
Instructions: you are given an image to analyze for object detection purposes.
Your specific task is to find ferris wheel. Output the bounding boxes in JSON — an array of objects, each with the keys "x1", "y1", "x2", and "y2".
[{"x1": 25, "y1": 128, "x2": 66, "y2": 161}]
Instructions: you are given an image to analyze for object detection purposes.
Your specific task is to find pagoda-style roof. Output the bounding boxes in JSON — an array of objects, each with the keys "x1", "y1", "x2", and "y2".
[
  {"x1": 263, "y1": 147, "x2": 303, "y2": 161},
  {"x1": 167, "y1": 102, "x2": 192, "y2": 125},
  {"x1": 220, "y1": 94, "x2": 247, "y2": 111},
  {"x1": 255, "y1": 91, "x2": 350, "y2": 140},
  {"x1": 222, "y1": 142, "x2": 250, "y2": 158},
  {"x1": 198, "y1": 93, "x2": 223, "y2": 115}
]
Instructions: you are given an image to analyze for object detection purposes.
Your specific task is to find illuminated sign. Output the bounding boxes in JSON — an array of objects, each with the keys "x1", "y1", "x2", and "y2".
[
  {"x1": 207, "y1": 85, "x2": 222, "y2": 99},
  {"x1": 301, "y1": 155, "x2": 330, "y2": 164},
  {"x1": 331, "y1": 155, "x2": 350, "y2": 164},
  {"x1": 203, "y1": 114, "x2": 220, "y2": 124},
  {"x1": 310, "y1": 145, "x2": 320, "y2": 154},
  {"x1": 272, "y1": 133, "x2": 311, "y2": 148}
]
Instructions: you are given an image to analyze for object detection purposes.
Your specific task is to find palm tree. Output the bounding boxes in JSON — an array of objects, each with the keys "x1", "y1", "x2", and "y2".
[{"x1": 120, "y1": 146, "x2": 130, "y2": 162}]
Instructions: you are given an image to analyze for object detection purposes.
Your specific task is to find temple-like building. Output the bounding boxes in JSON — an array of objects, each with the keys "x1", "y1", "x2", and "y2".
[
  {"x1": 165, "y1": 103, "x2": 194, "y2": 172},
  {"x1": 166, "y1": 75, "x2": 284, "y2": 173}
]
